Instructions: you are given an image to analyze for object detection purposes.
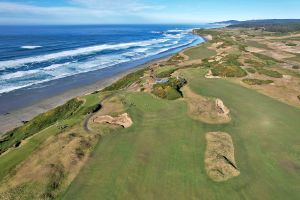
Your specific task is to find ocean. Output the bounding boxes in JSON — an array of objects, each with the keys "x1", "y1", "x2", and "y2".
[{"x1": 0, "y1": 24, "x2": 212, "y2": 113}]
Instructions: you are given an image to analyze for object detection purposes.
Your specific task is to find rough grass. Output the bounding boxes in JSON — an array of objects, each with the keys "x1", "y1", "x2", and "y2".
[
  {"x1": 211, "y1": 65, "x2": 247, "y2": 77},
  {"x1": 181, "y1": 86, "x2": 230, "y2": 124},
  {"x1": 0, "y1": 99, "x2": 83, "y2": 155},
  {"x1": 245, "y1": 40, "x2": 271, "y2": 50},
  {"x1": 252, "y1": 52, "x2": 280, "y2": 65},
  {"x1": 242, "y1": 78, "x2": 274, "y2": 85},
  {"x1": 257, "y1": 68, "x2": 283, "y2": 78},
  {"x1": 288, "y1": 54, "x2": 300, "y2": 63},
  {"x1": 246, "y1": 67, "x2": 256, "y2": 73},
  {"x1": 103, "y1": 68, "x2": 146, "y2": 91},
  {"x1": 184, "y1": 44, "x2": 216, "y2": 60},
  {"x1": 63, "y1": 68, "x2": 300, "y2": 200},
  {"x1": 154, "y1": 66, "x2": 177, "y2": 78}
]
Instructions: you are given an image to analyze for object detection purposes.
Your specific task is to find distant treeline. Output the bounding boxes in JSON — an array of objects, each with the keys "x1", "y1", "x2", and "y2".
[{"x1": 227, "y1": 19, "x2": 300, "y2": 33}]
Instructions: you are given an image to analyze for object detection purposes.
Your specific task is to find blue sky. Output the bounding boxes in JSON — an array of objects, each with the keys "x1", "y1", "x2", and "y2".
[{"x1": 0, "y1": 0, "x2": 300, "y2": 24}]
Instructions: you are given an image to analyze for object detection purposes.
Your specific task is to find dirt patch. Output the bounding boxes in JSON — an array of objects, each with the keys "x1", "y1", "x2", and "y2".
[
  {"x1": 182, "y1": 86, "x2": 230, "y2": 124},
  {"x1": 92, "y1": 113, "x2": 133, "y2": 128},
  {"x1": 205, "y1": 132, "x2": 240, "y2": 182}
]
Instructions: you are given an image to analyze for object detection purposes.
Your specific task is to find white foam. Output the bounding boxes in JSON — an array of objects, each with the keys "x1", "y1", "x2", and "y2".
[
  {"x1": 44, "y1": 62, "x2": 72, "y2": 71},
  {"x1": 0, "y1": 38, "x2": 172, "y2": 70},
  {"x1": 21, "y1": 45, "x2": 42, "y2": 49},
  {"x1": 0, "y1": 29, "x2": 200, "y2": 94},
  {"x1": 0, "y1": 69, "x2": 40, "y2": 80},
  {"x1": 166, "y1": 29, "x2": 185, "y2": 33}
]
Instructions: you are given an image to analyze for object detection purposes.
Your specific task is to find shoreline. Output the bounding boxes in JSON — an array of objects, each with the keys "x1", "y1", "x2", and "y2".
[
  {"x1": 0, "y1": 51, "x2": 179, "y2": 134},
  {"x1": 0, "y1": 32, "x2": 205, "y2": 134}
]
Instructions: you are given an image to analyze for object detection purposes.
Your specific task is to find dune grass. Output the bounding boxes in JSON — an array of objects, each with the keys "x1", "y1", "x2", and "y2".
[{"x1": 62, "y1": 67, "x2": 300, "y2": 200}]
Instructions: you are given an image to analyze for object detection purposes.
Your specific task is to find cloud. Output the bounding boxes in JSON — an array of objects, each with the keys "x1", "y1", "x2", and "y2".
[
  {"x1": 0, "y1": 1, "x2": 166, "y2": 24},
  {"x1": 70, "y1": 0, "x2": 164, "y2": 12}
]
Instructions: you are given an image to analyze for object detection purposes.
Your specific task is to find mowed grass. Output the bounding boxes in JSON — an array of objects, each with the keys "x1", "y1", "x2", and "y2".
[
  {"x1": 184, "y1": 44, "x2": 216, "y2": 60},
  {"x1": 62, "y1": 68, "x2": 300, "y2": 200}
]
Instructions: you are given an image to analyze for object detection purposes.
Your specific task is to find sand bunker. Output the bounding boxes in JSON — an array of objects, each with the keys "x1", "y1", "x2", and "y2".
[
  {"x1": 182, "y1": 86, "x2": 230, "y2": 124},
  {"x1": 92, "y1": 113, "x2": 133, "y2": 128},
  {"x1": 215, "y1": 98, "x2": 230, "y2": 116},
  {"x1": 205, "y1": 70, "x2": 220, "y2": 79},
  {"x1": 205, "y1": 132, "x2": 240, "y2": 182}
]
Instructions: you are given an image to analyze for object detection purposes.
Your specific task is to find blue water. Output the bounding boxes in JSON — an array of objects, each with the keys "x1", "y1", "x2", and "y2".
[{"x1": 0, "y1": 25, "x2": 210, "y2": 95}]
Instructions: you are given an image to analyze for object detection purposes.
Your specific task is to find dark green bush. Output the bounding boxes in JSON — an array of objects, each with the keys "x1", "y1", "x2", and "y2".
[
  {"x1": 258, "y1": 68, "x2": 283, "y2": 78},
  {"x1": 152, "y1": 78, "x2": 187, "y2": 100},
  {"x1": 211, "y1": 65, "x2": 247, "y2": 77},
  {"x1": 246, "y1": 68, "x2": 256, "y2": 73}
]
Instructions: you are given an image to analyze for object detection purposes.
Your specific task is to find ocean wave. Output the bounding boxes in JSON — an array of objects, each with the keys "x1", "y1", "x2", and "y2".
[
  {"x1": 0, "y1": 29, "x2": 200, "y2": 94},
  {"x1": 21, "y1": 45, "x2": 42, "y2": 49},
  {"x1": 0, "y1": 69, "x2": 40, "y2": 80},
  {"x1": 44, "y1": 62, "x2": 73, "y2": 71},
  {"x1": 0, "y1": 38, "x2": 173, "y2": 70}
]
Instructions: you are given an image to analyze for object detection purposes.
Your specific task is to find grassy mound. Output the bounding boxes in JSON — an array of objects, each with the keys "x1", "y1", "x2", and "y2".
[
  {"x1": 0, "y1": 99, "x2": 83, "y2": 155},
  {"x1": 258, "y1": 68, "x2": 283, "y2": 78},
  {"x1": 242, "y1": 78, "x2": 274, "y2": 85},
  {"x1": 152, "y1": 78, "x2": 187, "y2": 100},
  {"x1": 103, "y1": 68, "x2": 146, "y2": 91},
  {"x1": 184, "y1": 44, "x2": 216, "y2": 60},
  {"x1": 209, "y1": 54, "x2": 247, "y2": 77},
  {"x1": 155, "y1": 66, "x2": 177, "y2": 78},
  {"x1": 211, "y1": 65, "x2": 247, "y2": 77},
  {"x1": 182, "y1": 86, "x2": 231, "y2": 124},
  {"x1": 246, "y1": 67, "x2": 256, "y2": 73}
]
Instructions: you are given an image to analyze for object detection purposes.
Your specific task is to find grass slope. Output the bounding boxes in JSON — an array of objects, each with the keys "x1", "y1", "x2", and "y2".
[
  {"x1": 184, "y1": 44, "x2": 216, "y2": 60},
  {"x1": 62, "y1": 68, "x2": 300, "y2": 200}
]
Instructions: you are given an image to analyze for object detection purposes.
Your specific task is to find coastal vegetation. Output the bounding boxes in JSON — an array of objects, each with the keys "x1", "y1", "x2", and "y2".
[
  {"x1": 0, "y1": 99, "x2": 83, "y2": 155},
  {"x1": 152, "y1": 77, "x2": 187, "y2": 100},
  {"x1": 103, "y1": 68, "x2": 146, "y2": 91},
  {"x1": 242, "y1": 78, "x2": 274, "y2": 85}
]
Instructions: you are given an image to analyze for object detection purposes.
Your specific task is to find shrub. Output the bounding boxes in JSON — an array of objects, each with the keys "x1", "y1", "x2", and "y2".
[
  {"x1": 258, "y1": 68, "x2": 283, "y2": 78},
  {"x1": 166, "y1": 54, "x2": 185, "y2": 64},
  {"x1": 286, "y1": 43, "x2": 297, "y2": 46},
  {"x1": 252, "y1": 52, "x2": 280, "y2": 65},
  {"x1": 246, "y1": 68, "x2": 256, "y2": 73},
  {"x1": 242, "y1": 78, "x2": 274, "y2": 85},
  {"x1": 103, "y1": 68, "x2": 146, "y2": 91},
  {"x1": 292, "y1": 65, "x2": 299, "y2": 69},
  {"x1": 298, "y1": 95, "x2": 300, "y2": 101},
  {"x1": 211, "y1": 65, "x2": 247, "y2": 77},
  {"x1": 152, "y1": 78, "x2": 187, "y2": 100}
]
